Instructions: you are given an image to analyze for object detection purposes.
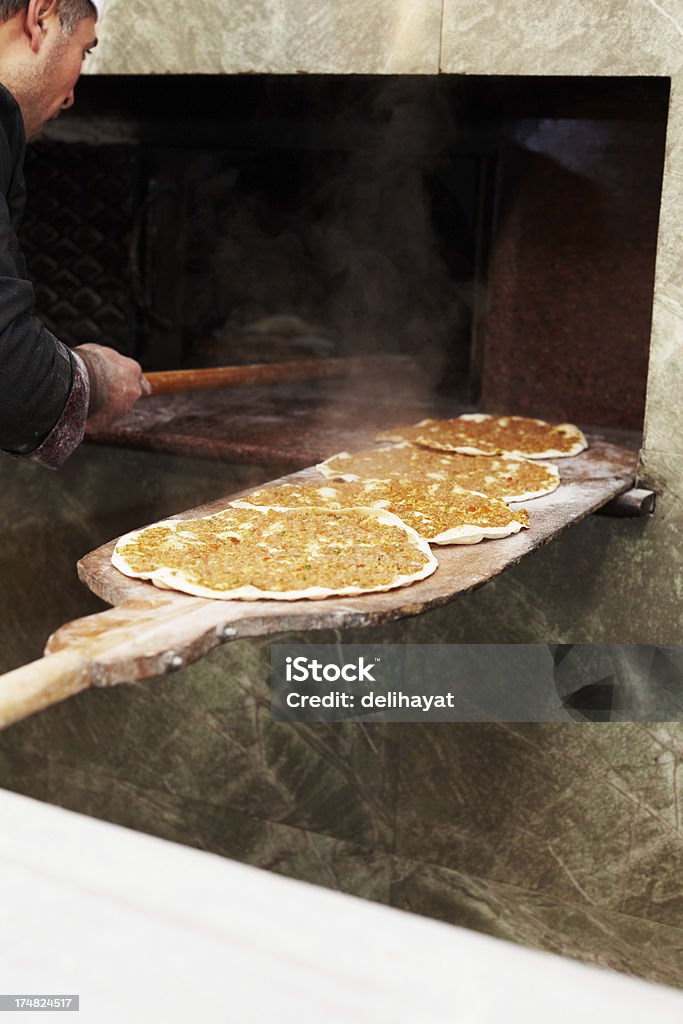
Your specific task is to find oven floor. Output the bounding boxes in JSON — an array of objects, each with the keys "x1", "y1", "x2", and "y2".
[{"x1": 83, "y1": 377, "x2": 472, "y2": 468}]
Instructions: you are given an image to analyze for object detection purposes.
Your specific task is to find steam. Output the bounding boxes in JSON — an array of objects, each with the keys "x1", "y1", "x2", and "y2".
[{"x1": 183, "y1": 78, "x2": 473, "y2": 413}]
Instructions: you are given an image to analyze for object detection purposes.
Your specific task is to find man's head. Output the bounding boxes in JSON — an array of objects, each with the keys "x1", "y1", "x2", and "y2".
[
  {"x1": 0, "y1": 0, "x2": 99, "y2": 139},
  {"x1": 1, "y1": 0, "x2": 98, "y2": 33}
]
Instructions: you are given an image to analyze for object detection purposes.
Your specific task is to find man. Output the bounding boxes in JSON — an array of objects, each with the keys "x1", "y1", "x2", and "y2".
[{"x1": 0, "y1": 0, "x2": 148, "y2": 469}]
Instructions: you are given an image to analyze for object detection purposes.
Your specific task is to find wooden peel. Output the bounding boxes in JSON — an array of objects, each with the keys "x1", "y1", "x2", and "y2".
[
  {"x1": 142, "y1": 356, "x2": 414, "y2": 396},
  {"x1": 0, "y1": 434, "x2": 638, "y2": 730}
]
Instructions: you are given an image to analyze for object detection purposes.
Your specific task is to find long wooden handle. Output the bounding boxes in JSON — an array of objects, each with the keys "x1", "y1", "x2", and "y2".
[
  {"x1": 143, "y1": 356, "x2": 412, "y2": 396},
  {"x1": 0, "y1": 595, "x2": 238, "y2": 731},
  {"x1": 0, "y1": 651, "x2": 93, "y2": 730}
]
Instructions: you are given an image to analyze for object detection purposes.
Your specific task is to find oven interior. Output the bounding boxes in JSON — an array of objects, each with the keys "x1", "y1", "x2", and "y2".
[{"x1": 23, "y1": 74, "x2": 669, "y2": 433}]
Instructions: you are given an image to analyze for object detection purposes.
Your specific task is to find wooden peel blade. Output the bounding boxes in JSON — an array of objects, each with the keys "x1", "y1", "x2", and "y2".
[{"x1": 142, "y1": 355, "x2": 417, "y2": 396}]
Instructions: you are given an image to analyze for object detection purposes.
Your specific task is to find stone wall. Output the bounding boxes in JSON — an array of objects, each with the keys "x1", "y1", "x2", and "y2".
[{"x1": 2, "y1": 582, "x2": 683, "y2": 988}]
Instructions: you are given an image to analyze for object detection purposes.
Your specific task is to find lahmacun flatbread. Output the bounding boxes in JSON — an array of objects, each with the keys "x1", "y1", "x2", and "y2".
[
  {"x1": 317, "y1": 444, "x2": 559, "y2": 502},
  {"x1": 112, "y1": 505, "x2": 438, "y2": 601},
  {"x1": 377, "y1": 414, "x2": 587, "y2": 459},
  {"x1": 234, "y1": 479, "x2": 530, "y2": 546}
]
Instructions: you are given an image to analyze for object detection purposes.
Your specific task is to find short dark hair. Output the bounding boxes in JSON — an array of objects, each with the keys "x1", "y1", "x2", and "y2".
[{"x1": 0, "y1": 0, "x2": 96, "y2": 33}]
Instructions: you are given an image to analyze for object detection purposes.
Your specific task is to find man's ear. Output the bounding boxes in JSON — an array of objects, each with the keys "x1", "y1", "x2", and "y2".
[{"x1": 25, "y1": 0, "x2": 59, "y2": 54}]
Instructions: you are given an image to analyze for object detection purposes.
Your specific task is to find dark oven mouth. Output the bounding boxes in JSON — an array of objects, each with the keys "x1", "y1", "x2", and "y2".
[{"x1": 22, "y1": 73, "x2": 670, "y2": 445}]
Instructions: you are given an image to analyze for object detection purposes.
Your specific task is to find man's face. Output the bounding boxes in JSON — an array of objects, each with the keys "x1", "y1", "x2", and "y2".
[{"x1": 20, "y1": 13, "x2": 97, "y2": 139}]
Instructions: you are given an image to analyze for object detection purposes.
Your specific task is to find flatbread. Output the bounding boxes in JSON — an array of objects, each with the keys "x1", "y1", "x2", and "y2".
[
  {"x1": 233, "y1": 479, "x2": 530, "y2": 546},
  {"x1": 112, "y1": 505, "x2": 438, "y2": 601},
  {"x1": 317, "y1": 443, "x2": 559, "y2": 502},
  {"x1": 377, "y1": 414, "x2": 587, "y2": 459}
]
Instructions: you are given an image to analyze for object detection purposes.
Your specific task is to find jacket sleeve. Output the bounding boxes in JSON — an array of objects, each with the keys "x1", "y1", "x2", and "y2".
[{"x1": 0, "y1": 187, "x2": 90, "y2": 468}]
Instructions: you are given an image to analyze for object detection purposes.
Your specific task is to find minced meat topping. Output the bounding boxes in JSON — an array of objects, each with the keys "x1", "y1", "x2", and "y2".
[
  {"x1": 236, "y1": 480, "x2": 529, "y2": 541},
  {"x1": 377, "y1": 415, "x2": 586, "y2": 458},
  {"x1": 320, "y1": 446, "x2": 558, "y2": 500},
  {"x1": 115, "y1": 506, "x2": 431, "y2": 593}
]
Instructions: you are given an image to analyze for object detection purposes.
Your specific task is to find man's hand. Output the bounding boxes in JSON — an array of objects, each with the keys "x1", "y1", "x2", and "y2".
[{"x1": 74, "y1": 343, "x2": 151, "y2": 434}]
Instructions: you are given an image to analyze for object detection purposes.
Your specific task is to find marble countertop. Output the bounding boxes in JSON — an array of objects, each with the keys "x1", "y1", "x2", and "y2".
[{"x1": 1, "y1": 788, "x2": 682, "y2": 1023}]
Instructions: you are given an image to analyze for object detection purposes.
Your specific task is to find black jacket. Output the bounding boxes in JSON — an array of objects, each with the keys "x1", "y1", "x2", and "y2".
[{"x1": 0, "y1": 82, "x2": 77, "y2": 455}]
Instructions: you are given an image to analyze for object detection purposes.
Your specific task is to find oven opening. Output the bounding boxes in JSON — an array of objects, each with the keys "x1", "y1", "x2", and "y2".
[{"x1": 23, "y1": 73, "x2": 669, "y2": 438}]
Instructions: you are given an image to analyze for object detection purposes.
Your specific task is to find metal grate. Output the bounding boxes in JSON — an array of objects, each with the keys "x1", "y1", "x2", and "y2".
[{"x1": 20, "y1": 141, "x2": 140, "y2": 356}]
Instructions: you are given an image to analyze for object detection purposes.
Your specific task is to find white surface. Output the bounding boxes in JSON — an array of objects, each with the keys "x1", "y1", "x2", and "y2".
[{"x1": 0, "y1": 788, "x2": 682, "y2": 1023}]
